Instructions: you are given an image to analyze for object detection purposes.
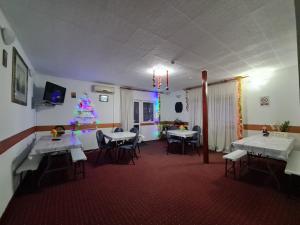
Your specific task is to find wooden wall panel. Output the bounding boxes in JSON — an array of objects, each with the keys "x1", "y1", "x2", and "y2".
[
  {"x1": 0, "y1": 123, "x2": 121, "y2": 155},
  {"x1": 0, "y1": 127, "x2": 35, "y2": 155},
  {"x1": 243, "y1": 124, "x2": 300, "y2": 133}
]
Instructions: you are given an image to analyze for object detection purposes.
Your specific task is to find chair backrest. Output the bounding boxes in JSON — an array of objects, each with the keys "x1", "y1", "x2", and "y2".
[
  {"x1": 114, "y1": 127, "x2": 124, "y2": 132},
  {"x1": 192, "y1": 125, "x2": 201, "y2": 140},
  {"x1": 96, "y1": 130, "x2": 106, "y2": 148},
  {"x1": 168, "y1": 125, "x2": 177, "y2": 130},
  {"x1": 132, "y1": 131, "x2": 139, "y2": 149},
  {"x1": 130, "y1": 127, "x2": 138, "y2": 133}
]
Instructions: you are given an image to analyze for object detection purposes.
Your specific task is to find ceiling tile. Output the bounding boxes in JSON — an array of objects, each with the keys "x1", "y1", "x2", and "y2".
[
  {"x1": 212, "y1": 15, "x2": 266, "y2": 52},
  {"x1": 192, "y1": 37, "x2": 231, "y2": 62},
  {"x1": 145, "y1": 4, "x2": 191, "y2": 39},
  {"x1": 193, "y1": 0, "x2": 249, "y2": 34},
  {"x1": 123, "y1": 29, "x2": 163, "y2": 52},
  {"x1": 242, "y1": 0, "x2": 278, "y2": 12},
  {"x1": 0, "y1": 0, "x2": 296, "y2": 91},
  {"x1": 95, "y1": 12, "x2": 137, "y2": 43},
  {"x1": 169, "y1": 23, "x2": 208, "y2": 49},
  {"x1": 243, "y1": 51, "x2": 277, "y2": 67},
  {"x1": 210, "y1": 53, "x2": 242, "y2": 68},
  {"x1": 168, "y1": 0, "x2": 213, "y2": 19},
  {"x1": 150, "y1": 40, "x2": 185, "y2": 62},
  {"x1": 236, "y1": 41, "x2": 273, "y2": 59},
  {"x1": 106, "y1": 0, "x2": 164, "y2": 28},
  {"x1": 175, "y1": 51, "x2": 207, "y2": 70},
  {"x1": 252, "y1": 0, "x2": 296, "y2": 41}
]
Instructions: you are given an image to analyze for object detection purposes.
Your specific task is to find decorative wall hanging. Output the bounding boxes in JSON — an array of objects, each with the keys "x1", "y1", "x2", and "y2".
[
  {"x1": 175, "y1": 102, "x2": 183, "y2": 113},
  {"x1": 11, "y1": 47, "x2": 28, "y2": 106},
  {"x1": 2, "y1": 49, "x2": 7, "y2": 67},
  {"x1": 185, "y1": 90, "x2": 189, "y2": 112},
  {"x1": 152, "y1": 69, "x2": 169, "y2": 90},
  {"x1": 260, "y1": 96, "x2": 270, "y2": 106},
  {"x1": 69, "y1": 93, "x2": 100, "y2": 134}
]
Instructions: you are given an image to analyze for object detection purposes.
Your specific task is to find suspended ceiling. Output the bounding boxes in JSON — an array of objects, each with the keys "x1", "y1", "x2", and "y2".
[{"x1": 0, "y1": 0, "x2": 297, "y2": 90}]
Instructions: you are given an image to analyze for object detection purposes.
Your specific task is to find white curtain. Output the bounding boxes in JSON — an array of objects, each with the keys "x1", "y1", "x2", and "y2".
[
  {"x1": 187, "y1": 88, "x2": 202, "y2": 130},
  {"x1": 120, "y1": 89, "x2": 133, "y2": 131},
  {"x1": 208, "y1": 81, "x2": 237, "y2": 152}
]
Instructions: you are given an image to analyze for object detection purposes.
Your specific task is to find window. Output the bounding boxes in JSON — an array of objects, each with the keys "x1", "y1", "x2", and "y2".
[
  {"x1": 143, "y1": 102, "x2": 154, "y2": 122},
  {"x1": 134, "y1": 102, "x2": 139, "y2": 123}
]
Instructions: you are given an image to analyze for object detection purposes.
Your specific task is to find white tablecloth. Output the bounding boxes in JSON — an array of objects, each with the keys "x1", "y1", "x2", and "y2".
[
  {"x1": 167, "y1": 130, "x2": 197, "y2": 138},
  {"x1": 29, "y1": 134, "x2": 82, "y2": 156},
  {"x1": 232, "y1": 135, "x2": 295, "y2": 161},
  {"x1": 105, "y1": 131, "x2": 137, "y2": 141}
]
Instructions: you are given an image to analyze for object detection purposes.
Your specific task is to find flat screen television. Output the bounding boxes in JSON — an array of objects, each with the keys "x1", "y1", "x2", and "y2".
[{"x1": 43, "y1": 81, "x2": 66, "y2": 104}]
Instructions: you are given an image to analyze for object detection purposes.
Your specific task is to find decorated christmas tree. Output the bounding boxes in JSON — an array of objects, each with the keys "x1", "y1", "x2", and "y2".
[{"x1": 70, "y1": 93, "x2": 100, "y2": 133}]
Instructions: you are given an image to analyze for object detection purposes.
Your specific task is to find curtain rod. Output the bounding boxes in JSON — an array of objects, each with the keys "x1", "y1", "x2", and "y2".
[{"x1": 185, "y1": 75, "x2": 248, "y2": 90}]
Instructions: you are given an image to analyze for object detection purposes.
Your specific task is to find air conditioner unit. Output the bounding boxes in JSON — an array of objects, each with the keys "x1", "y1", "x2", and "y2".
[{"x1": 92, "y1": 85, "x2": 114, "y2": 94}]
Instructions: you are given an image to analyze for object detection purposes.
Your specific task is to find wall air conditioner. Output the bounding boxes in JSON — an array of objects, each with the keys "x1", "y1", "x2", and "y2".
[{"x1": 92, "y1": 85, "x2": 114, "y2": 94}]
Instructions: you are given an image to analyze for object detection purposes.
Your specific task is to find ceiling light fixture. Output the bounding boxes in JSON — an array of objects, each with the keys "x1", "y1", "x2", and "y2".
[{"x1": 152, "y1": 65, "x2": 169, "y2": 91}]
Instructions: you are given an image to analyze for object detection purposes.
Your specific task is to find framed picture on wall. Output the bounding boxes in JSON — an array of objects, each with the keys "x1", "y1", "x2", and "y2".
[{"x1": 11, "y1": 47, "x2": 28, "y2": 106}]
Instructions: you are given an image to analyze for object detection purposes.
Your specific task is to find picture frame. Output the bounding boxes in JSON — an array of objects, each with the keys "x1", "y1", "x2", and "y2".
[
  {"x1": 99, "y1": 95, "x2": 109, "y2": 102},
  {"x1": 11, "y1": 47, "x2": 28, "y2": 106},
  {"x1": 260, "y1": 96, "x2": 270, "y2": 106},
  {"x1": 71, "y1": 92, "x2": 76, "y2": 98},
  {"x1": 2, "y1": 49, "x2": 7, "y2": 67}
]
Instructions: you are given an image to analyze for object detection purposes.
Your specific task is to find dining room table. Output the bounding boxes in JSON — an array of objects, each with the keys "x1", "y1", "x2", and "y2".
[
  {"x1": 231, "y1": 134, "x2": 295, "y2": 189},
  {"x1": 167, "y1": 129, "x2": 198, "y2": 154},
  {"x1": 104, "y1": 131, "x2": 138, "y2": 161},
  {"x1": 29, "y1": 134, "x2": 83, "y2": 186}
]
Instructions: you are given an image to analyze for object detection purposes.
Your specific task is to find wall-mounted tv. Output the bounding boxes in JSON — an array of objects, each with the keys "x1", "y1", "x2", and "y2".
[{"x1": 43, "y1": 81, "x2": 66, "y2": 104}]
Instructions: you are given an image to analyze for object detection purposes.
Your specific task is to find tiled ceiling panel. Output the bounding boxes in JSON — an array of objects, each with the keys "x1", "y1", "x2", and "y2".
[{"x1": 0, "y1": 0, "x2": 297, "y2": 91}]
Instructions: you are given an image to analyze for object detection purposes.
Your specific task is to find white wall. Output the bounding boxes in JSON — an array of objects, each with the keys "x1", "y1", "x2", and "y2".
[
  {"x1": 160, "y1": 90, "x2": 189, "y2": 122},
  {"x1": 0, "y1": 8, "x2": 36, "y2": 217},
  {"x1": 34, "y1": 74, "x2": 160, "y2": 147},
  {"x1": 33, "y1": 73, "x2": 121, "y2": 150},
  {"x1": 243, "y1": 65, "x2": 300, "y2": 125},
  {"x1": 243, "y1": 65, "x2": 300, "y2": 146}
]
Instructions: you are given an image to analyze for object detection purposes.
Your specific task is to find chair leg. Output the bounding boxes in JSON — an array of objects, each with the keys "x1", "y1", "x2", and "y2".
[
  {"x1": 197, "y1": 145, "x2": 200, "y2": 156},
  {"x1": 166, "y1": 143, "x2": 169, "y2": 154},
  {"x1": 74, "y1": 163, "x2": 77, "y2": 180},
  {"x1": 233, "y1": 161, "x2": 236, "y2": 179},
  {"x1": 134, "y1": 148, "x2": 138, "y2": 159},
  {"x1": 82, "y1": 161, "x2": 85, "y2": 178},
  {"x1": 225, "y1": 159, "x2": 228, "y2": 177},
  {"x1": 137, "y1": 143, "x2": 141, "y2": 154},
  {"x1": 95, "y1": 149, "x2": 102, "y2": 164},
  {"x1": 130, "y1": 150, "x2": 135, "y2": 165}
]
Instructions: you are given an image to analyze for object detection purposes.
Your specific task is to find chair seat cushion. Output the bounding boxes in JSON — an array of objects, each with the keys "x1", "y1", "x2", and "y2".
[
  {"x1": 119, "y1": 144, "x2": 133, "y2": 150},
  {"x1": 169, "y1": 139, "x2": 181, "y2": 143}
]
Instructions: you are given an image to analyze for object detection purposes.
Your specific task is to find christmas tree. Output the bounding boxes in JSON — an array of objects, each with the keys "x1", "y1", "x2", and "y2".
[{"x1": 70, "y1": 93, "x2": 100, "y2": 133}]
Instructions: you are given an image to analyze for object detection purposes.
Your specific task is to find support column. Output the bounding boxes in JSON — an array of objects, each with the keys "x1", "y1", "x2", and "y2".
[{"x1": 202, "y1": 70, "x2": 209, "y2": 163}]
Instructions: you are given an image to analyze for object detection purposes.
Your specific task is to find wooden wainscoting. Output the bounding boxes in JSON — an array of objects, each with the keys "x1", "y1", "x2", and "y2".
[
  {"x1": 243, "y1": 124, "x2": 300, "y2": 133},
  {"x1": 0, "y1": 123, "x2": 121, "y2": 155},
  {"x1": 0, "y1": 127, "x2": 36, "y2": 155}
]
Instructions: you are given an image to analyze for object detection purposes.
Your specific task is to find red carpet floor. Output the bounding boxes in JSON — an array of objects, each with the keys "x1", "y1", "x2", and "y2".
[{"x1": 1, "y1": 141, "x2": 300, "y2": 225}]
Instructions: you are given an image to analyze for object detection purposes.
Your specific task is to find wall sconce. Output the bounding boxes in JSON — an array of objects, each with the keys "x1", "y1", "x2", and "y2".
[{"x1": 1, "y1": 27, "x2": 15, "y2": 45}]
